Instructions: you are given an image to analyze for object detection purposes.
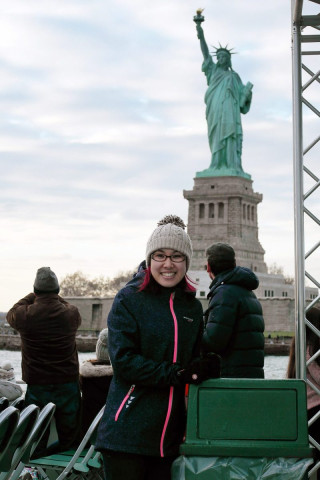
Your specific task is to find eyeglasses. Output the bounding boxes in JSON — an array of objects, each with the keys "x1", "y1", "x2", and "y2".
[{"x1": 151, "y1": 252, "x2": 186, "y2": 263}]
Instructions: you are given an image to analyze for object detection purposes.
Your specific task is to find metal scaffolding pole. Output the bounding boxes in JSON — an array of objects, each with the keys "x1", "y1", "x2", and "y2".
[
  {"x1": 291, "y1": 0, "x2": 307, "y2": 380},
  {"x1": 291, "y1": 1, "x2": 320, "y2": 477}
]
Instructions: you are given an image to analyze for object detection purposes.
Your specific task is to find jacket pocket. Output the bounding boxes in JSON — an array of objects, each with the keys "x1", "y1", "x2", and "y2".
[{"x1": 115, "y1": 384, "x2": 135, "y2": 421}]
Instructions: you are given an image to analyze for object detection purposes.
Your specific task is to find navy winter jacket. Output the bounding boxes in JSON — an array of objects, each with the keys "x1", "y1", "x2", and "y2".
[
  {"x1": 202, "y1": 267, "x2": 265, "y2": 378},
  {"x1": 95, "y1": 271, "x2": 203, "y2": 457}
]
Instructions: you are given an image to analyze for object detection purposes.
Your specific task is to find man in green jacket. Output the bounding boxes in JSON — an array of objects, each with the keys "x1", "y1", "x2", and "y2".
[{"x1": 202, "y1": 243, "x2": 265, "y2": 378}]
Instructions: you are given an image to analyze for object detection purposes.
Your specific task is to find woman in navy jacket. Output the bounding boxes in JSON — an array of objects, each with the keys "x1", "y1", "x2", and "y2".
[{"x1": 95, "y1": 215, "x2": 216, "y2": 480}]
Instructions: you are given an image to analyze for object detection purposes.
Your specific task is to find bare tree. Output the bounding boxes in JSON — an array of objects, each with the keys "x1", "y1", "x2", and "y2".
[
  {"x1": 59, "y1": 270, "x2": 135, "y2": 297},
  {"x1": 284, "y1": 275, "x2": 294, "y2": 285},
  {"x1": 268, "y1": 263, "x2": 294, "y2": 285},
  {"x1": 268, "y1": 263, "x2": 284, "y2": 275}
]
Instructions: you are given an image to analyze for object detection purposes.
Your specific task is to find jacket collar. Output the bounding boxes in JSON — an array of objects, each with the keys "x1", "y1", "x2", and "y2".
[
  {"x1": 207, "y1": 268, "x2": 235, "y2": 298},
  {"x1": 34, "y1": 293, "x2": 59, "y2": 302}
]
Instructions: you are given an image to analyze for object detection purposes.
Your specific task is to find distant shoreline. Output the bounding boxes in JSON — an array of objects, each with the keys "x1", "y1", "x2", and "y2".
[
  {"x1": 0, "y1": 334, "x2": 290, "y2": 355},
  {"x1": 0, "y1": 334, "x2": 97, "y2": 352}
]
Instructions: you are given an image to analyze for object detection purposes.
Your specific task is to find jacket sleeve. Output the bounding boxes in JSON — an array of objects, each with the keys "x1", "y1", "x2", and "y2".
[
  {"x1": 6, "y1": 293, "x2": 36, "y2": 330},
  {"x1": 307, "y1": 347, "x2": 320, "y2": 385},
  {"x1": 58, "y1": 296, "x2": 82, "y2": 328},
  {"x1": 202, "y1": 286, "x2": 238, "y2": 354},
  {"x1": 108, "y1": 294, "x2": 181, "y2": 388}
]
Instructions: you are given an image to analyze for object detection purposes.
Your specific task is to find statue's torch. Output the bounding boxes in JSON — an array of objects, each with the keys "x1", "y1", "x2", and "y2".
[{"x1": 193, "y1": 8, "x2": 205, "y2": 24}]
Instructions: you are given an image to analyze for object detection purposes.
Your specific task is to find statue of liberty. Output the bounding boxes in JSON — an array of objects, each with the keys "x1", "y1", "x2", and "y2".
[{"x1": 194, "y1": 10, "x2": 253, "y2": 178}]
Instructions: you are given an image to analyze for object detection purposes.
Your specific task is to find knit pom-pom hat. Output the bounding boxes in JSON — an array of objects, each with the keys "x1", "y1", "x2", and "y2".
[{"x1": 146, "y1": 215, "x2": 192, "y2": 270}]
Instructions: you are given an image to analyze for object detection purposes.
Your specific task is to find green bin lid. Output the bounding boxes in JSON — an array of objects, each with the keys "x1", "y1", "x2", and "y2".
[{"x1": 180, "y1": 378, "x2": 313, "y2": 458}]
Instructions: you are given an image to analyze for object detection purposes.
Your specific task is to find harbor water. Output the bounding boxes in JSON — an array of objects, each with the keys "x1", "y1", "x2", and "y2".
[{"x1": 1, "y1": 350, "x2": 289, "y2": 381}]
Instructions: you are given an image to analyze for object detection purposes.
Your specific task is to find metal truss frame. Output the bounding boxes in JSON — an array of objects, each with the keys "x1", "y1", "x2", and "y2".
[{"x1": 291, "y1": 0, "x2": 320, "y2": 476}]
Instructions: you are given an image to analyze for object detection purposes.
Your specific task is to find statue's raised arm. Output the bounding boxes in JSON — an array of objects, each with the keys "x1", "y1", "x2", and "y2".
[
  {"x1": 195, "y1": 23, "x2": 210, "y2": 61},
  {"x1": 193, "y1": 10, "x2": 253, "y2": 179}
]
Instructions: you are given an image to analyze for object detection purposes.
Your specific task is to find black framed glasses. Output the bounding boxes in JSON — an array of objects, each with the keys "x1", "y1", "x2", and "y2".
[{"x1": 151, "y1": 252, "x2": 186, "y2": 263}]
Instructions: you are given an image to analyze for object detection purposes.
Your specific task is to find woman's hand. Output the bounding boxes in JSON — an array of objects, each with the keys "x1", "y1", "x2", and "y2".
[{"x1": 176, "y1": 354, "x2": 220, "y2": 385}]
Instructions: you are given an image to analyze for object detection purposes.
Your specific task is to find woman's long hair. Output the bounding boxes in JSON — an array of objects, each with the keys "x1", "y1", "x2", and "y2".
[
  {"x1": 287, "y1": 306, "x2": 320, "y2": 378},
  {"x1": 138, "y1": 267, "x2": 196, "y2": 294}
]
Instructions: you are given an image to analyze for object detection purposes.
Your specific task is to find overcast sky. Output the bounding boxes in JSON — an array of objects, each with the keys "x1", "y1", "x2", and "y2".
[{"x1": 1, "y1": 1, "x2": 319, "y2": 311}]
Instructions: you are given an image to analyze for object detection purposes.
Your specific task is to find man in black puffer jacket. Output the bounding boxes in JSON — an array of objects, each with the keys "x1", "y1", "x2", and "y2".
[{"x1": 202, "y1": 243, "x2": 265, "y2": 378}]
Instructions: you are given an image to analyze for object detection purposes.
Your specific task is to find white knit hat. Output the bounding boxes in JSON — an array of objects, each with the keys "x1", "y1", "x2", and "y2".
[
  {"x1": 146, "y1": 215, "x2": 192, "y2": 270},
  {"x1": 0, "y1": 362, "x2": 15, "y2": 382},
  {"x1": 96, "y1": 328, "x2": 109, "y2": 362}
]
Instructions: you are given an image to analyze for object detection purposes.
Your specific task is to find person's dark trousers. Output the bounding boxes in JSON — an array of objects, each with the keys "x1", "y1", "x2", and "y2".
[
  {"x1": 24, "y1": 381, "x2": 81, "y2": 457},
  {"x1": 102, "y1": 450, "x2": 177, "y2": 480},
  {"x1": 308, "y1": 406, "x2": 320, "y2": 480}
]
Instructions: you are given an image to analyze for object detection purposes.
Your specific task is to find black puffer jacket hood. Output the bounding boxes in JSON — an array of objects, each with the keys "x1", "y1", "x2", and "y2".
[{"x1": 208, "y1": 266, "x2": 259, "y2": 297}]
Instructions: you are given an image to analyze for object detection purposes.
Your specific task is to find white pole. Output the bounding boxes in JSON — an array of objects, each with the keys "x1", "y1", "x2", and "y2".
[{"x1": 291, "y1": 1, "x2": 306, "y2": 380}]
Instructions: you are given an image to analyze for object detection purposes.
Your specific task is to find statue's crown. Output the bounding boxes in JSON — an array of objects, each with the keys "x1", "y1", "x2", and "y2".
[{"x1": 212, "y1": 44, "x2": 236, "y2": 57}]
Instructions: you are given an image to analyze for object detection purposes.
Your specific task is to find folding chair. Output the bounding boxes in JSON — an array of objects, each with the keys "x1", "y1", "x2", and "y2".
[
  {"x1": 9, "y1": 403, "x2": 56, "y2": 480},
  {"x1": 0, "y1": 404, "x2": 39, "y2": 480},
  {"x1": 0, "y1": 406, "x2": 20, "y2": 468},
  {"x1": 0, "y1": 398, "x2": 9, "y2": 413},
  {"x1": 11, "y1": 397, "x2": 25, "y2": 412},
  {"x1": 29, "y1": 406, "x2": 105, "y2": 480}
]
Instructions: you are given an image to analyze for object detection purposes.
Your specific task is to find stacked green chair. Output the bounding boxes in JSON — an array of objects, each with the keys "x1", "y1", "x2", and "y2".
[
  {"x1": 0, "y1": 406, "x2": 20, "y2": 469},
  {"x1": 11, "y1": 397, "x2": 25, "y2": 412},
  {"x1": 0, "y1": 398, "x2": 9, "y2": 413},
  {"x1": 0, "y1": 404, "x2": 39, "y2": 480},
  {"x1": 28, "y1": 406, "x2": 105, "y2": 480},
  {"x1": 9, "y1": 403, "x2": 56, "y2": 480}
]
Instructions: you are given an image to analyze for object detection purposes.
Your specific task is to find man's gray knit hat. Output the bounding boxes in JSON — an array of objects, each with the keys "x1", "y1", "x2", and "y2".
[
  {"x1": 96, "y1": 328, "x2": 109, "y2": 362},
  {"x1": 146, "y1": 215, "x2": 193, "y2": 270},
  {"x1": 34, "y1": 267, "x2": 59, "y2": 292}
]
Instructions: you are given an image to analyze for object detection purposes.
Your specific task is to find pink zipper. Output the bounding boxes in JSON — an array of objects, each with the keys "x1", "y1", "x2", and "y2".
[
  {"x1": 115, "y1": 384, "x2": 135, "y2": 421},
  {"x1": 160, "y1": 292, "x2": 178, "y2": 457},
  {"x1": 170, "y1": 293, "x2": 178, "y2": 364}
]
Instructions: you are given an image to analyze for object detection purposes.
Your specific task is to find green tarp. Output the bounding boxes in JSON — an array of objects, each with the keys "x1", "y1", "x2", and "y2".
[{"x1": 172, "y1": 456, "x2": 314, "y2": 480}]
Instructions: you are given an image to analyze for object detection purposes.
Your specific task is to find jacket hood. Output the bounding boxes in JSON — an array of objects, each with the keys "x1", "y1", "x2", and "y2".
[
  {"x1": 208, "y1": 266, "x2": 259, "y2": 296},
  {"x1": 123, "y1": 260, "x2": 147, "y2": 290}
]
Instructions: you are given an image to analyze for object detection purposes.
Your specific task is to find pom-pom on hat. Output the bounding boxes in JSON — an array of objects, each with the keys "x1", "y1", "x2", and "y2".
[
  {"x1": 34, "y1": 267, "x2": 59, "y2": 292},
  {"x1": 96, "y1": 328, "x2": 109, "y2": 362},
  {"x1": 146, "y1": 215, "x2": 193, "y2": 270}
]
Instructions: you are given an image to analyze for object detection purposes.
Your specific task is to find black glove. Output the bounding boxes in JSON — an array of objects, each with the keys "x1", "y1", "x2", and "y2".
[
  {"x1": 204, "y1": 352, "x2": 221, "y2": 379},
  {"x1": 176, "y1": 354, "x2": 220, "y2": 385}
]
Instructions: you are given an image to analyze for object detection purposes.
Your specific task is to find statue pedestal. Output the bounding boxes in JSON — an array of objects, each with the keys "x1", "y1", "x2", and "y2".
[
  {"x1": 196, "y1": 167, "x2": 251, "y2": 180},
  {"x1": 183, "y1": 175, "x2": 267, "y2": 272}
]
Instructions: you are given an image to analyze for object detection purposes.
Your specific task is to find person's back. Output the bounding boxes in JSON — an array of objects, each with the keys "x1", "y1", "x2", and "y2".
[
  {"x1": 13, "y1": 293, "x2": 80, "y2": 385},
  {"x1": 202, "y1": 243, "x2": 265, "y2": 378},
  {"x1": 7, "y1": 266, "x2": 81, "y2": 454},
  {"x1": 80, "y1": 328, "x2": 113, "y2": 436},
  {"x1": 287, "y1": 307, "x2": 320, "y2": 479}
]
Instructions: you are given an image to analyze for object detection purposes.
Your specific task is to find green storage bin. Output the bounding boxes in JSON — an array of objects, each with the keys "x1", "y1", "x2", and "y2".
[{"x1": 180, "y1": 378, "x2": 314, "y2": 458}]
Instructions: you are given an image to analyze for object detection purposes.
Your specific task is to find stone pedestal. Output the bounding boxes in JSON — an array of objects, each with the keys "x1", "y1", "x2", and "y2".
[{"x1": 183, "y1": 175, "x2": 267, "y2": 273}]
